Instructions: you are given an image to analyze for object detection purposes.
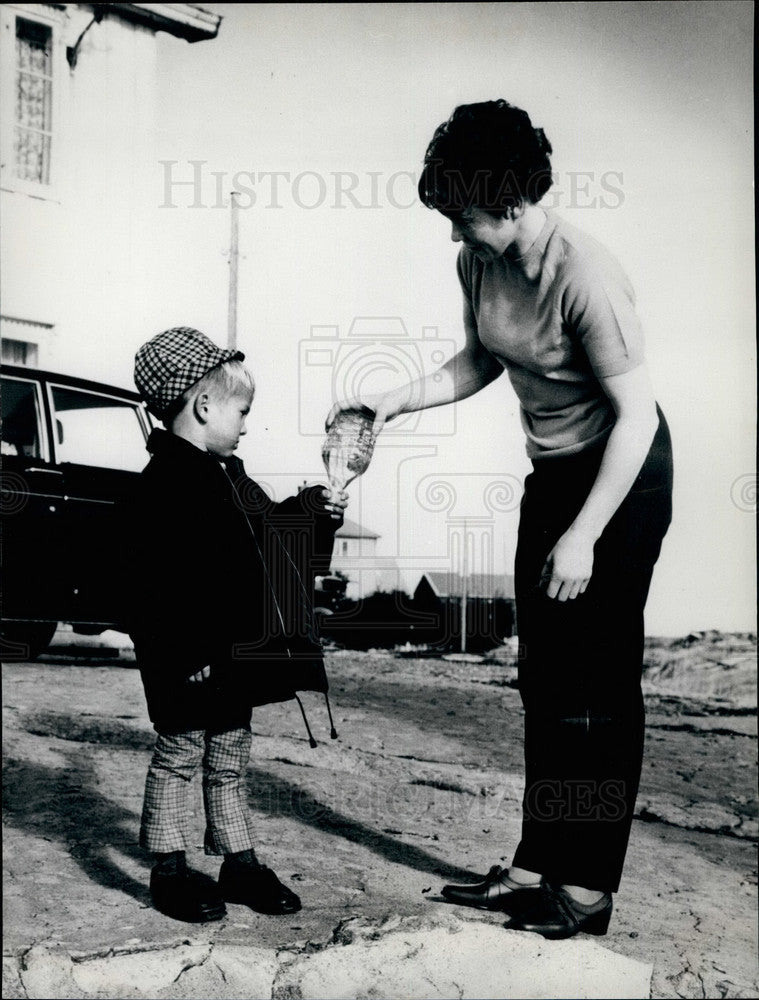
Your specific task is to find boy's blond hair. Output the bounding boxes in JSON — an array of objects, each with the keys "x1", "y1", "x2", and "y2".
[{"x1": 165, "y1": 360, "x2": 255, "y2": 425}]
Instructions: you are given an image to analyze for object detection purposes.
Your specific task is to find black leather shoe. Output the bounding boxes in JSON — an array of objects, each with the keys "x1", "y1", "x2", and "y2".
[
  {"x1": 218, "y1": 861, "x2": 302, "y2": 915},
  {"x1": 501, "y1": 885, "x2": 613, "y2": 939},
  {"x1": 441, "y1": 865, "x2": 542, "y2": 910},
  {"x1": 150, "y1": 867, "x2": 226, "y2": 923}
]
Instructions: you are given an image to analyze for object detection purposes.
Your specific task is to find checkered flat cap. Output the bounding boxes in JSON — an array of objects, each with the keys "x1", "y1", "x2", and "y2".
[{"x1": 134, "y1": 327, "x2": 245, "y2": 417}]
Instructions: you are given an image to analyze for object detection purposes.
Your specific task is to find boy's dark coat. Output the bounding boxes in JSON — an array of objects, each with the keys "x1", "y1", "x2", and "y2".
[{"x1": 125, "y1": 429, "x2": 339, "y2": 733}]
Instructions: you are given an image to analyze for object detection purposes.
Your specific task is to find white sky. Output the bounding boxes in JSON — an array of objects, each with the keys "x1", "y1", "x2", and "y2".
[{"x1": 142, "y1": 1, "x2": 755, "y2": 635}]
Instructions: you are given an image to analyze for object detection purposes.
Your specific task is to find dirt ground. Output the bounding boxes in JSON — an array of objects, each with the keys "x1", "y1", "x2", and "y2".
[{"x1": 2, "y1": 632, "x2": 757, "y2": 999}]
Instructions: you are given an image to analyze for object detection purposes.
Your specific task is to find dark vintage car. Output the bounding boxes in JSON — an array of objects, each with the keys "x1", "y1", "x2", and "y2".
[{"x1": 1, "y1": 364, "x2": 154, "y2": 659}]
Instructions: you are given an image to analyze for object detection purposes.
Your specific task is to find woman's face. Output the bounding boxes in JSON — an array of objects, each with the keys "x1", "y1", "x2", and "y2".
[{"x1": 447, "y1": 206, "x2": 518, "y2": 262}]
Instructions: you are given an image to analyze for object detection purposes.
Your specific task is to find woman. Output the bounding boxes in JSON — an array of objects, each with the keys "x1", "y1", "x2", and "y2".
[{"x1": 328, "y1": 100, "x2": 672, "y2": 938}]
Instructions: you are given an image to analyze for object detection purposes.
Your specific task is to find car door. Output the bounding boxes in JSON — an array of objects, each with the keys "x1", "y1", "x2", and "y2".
[
  {"x1": 1, "y1": 372, "x2": 66, "y2": 620},
  {"x1": 47, "y1": 381, "x2": 151, "y2": 626}
]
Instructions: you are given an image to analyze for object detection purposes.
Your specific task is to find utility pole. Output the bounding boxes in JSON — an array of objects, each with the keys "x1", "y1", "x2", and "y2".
[
  {"x1": 227, "y1": 191, "x2": 240, "y2": 350},
  {"x1": 460, "y1": 519, "x2": 468, "y2": 653}
]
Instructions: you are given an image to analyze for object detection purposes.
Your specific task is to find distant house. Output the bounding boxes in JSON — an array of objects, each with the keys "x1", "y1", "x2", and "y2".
[
  {"x1": 333, "y1": 517, "x2": 379, "y2": 559},
  {"x1": 329, "y1": 517, "x2": 401, "y2": 600},
  {"x1": 413, "y1": 571, "x2": 516, "y2": 649}
]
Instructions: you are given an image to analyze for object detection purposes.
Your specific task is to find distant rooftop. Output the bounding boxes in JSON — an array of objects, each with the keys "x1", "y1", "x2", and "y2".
[
  {"x1": 420, "y1": 571, "x2": 516, "y2": 600},
  {"x1": 335, "y1": 517, "x2": 380, "y2": 540}
]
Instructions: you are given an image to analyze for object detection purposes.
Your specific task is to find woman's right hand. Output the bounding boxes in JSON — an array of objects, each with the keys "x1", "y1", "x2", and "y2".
[{"x1": 325, "y1": 387, "x2": 404, "y2": 436}]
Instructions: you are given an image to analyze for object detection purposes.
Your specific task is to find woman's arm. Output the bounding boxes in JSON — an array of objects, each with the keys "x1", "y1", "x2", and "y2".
[
  {"x1": 541, "y1": 363, "x2": 660, "y2": 601},
  {"x1": 327, "y1": 297, "x2": 503, "y2": 433}
]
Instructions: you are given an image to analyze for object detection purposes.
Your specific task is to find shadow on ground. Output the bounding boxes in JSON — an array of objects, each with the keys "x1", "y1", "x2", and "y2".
[
  {"x1": 6, "y1": 709, "x2": 473, "y2": 908},
  {"x1": 3, "y1": 752, "x2": 151, "y2": 905}
]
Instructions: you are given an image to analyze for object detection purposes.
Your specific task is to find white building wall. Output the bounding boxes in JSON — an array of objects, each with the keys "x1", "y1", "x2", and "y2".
[{"x1": 1, "y1": 3, "x2": 158, "y2": 388}]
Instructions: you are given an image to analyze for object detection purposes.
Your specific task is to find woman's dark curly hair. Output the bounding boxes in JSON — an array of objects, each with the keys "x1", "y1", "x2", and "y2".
[{"x1": 418, "y1": 100, "x2": 553, "y2": 218}]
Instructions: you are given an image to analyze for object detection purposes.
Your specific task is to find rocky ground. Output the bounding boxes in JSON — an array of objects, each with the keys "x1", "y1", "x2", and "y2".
[{"x1": 2, "y1": 631, "x2": 757, "y2": 999}]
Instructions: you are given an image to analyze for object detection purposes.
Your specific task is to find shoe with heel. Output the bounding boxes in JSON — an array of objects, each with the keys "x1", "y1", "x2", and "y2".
[
  {"x1": 441, "y1": 865, "x2": 543, "y2": 910},
  {"x1": 501, "y1": 885, "x2": 613, "y2": 939},
  {"x1": 150, "y1": 866, "x2": 227, "y2": 923},
  {"x1": 218, "y1": 860, "x2": 301, "y2": 915}
]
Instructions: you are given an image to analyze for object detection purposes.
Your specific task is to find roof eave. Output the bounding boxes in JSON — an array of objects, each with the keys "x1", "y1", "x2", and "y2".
[
  {"x1": 420, "y1": 574, "x2": 443, "y2": 598},
  {"x1": 335, "y1": 517, "x2": 380, "y2": 540},
  {"x1": 103, "y1": 3, "x2": 221, "y2": 42}
]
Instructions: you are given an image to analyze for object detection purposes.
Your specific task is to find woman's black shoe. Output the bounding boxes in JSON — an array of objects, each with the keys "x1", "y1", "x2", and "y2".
[
  {"x1": 149, "y1": 867, "x2": 227, "y2": 923},
  {"x1": 501, "y1": 885, "x2": 613, "y2": 939},
  {"x1": 441, "y1": 865, "x2": 542, "y2": 910},
  {"x1": 218, "y1": 861, "x2": 302, "y2": 915}
]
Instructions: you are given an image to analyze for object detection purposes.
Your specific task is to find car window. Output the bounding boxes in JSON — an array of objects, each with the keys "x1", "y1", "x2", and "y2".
[
  {"x1": 51, "y1": 386, "x2": 148, "y2": 472},
  {"x1": 1, "y1": 377, "x2": 42, "y2": 458}
]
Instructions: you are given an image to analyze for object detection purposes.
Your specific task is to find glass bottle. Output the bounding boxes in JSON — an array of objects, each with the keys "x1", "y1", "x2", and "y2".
[{"x1": 322, "y1": 408, "x2": 377, "y2": 498}]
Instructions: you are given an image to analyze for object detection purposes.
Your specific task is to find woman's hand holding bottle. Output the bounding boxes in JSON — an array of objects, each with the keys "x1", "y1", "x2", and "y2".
[{"x1": 325, "y1": 386, "x2": 406, "y2": 436}]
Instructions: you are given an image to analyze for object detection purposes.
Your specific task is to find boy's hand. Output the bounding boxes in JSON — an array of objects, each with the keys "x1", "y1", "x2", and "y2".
[
  {"x1": 321, "y1": 487, "x2": 348, "y2": 520},
  {"x1": 187, "y1": 665, "x2": 211, "y2": 684}
]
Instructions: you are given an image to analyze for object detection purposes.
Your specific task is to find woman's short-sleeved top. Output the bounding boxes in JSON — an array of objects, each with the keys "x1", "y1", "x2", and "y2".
[{"x1": 457, "y1": 210, "x2": 645, "y2": 459}]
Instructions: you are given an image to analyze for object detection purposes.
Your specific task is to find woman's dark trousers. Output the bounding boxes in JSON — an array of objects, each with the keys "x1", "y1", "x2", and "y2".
[{"x1": 511, "y1": 411, "x2": 673, "y2": 892}]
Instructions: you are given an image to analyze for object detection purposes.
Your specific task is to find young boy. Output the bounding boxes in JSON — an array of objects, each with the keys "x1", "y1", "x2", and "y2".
[{"x1": 127, "y1": 326, "x2": 346, "y2": 923}]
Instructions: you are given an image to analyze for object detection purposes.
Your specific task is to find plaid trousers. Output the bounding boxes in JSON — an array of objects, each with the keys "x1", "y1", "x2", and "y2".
[{"x1": 140, "y1": 727, "x2": 255, "y2": 855}]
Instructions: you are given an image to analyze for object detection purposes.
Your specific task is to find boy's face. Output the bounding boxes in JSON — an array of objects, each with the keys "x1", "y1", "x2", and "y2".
[{"x1": 203, "y1": 392, "x2": 252, "y2": 457}]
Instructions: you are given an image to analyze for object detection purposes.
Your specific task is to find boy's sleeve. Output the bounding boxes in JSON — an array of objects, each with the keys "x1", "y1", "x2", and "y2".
[
  {"x1": 225, "y1": 457, "x2": 340, "y2": 581},
  {"x1": 268, "y1": 486, "x2": 340, "y2": 582}
]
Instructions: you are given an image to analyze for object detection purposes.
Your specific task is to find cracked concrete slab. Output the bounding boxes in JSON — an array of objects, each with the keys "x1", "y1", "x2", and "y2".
[
  {"x1": 2, "y1": 956, "x2": 26, "y2": 1000},
  {"x1": 5, "y1": 915, "x2": 652, "y2": 1000},
  {"x1": 274, "y1": 914, "x2": 653, "y2": 1000},
  {"x1": 18, "y1": 944, "x2": 85, "y2": 1000},
  {"x1": 70, "y1": 943, "x2": 213, "y2": 997}
]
